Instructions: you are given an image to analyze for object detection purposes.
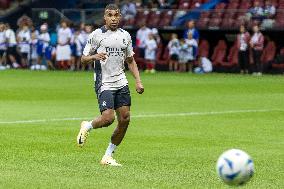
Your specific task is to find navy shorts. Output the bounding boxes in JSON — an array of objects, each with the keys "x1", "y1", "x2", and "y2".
[{"x1": 98, "y1": 85, "x2": 131, "y2": 113}]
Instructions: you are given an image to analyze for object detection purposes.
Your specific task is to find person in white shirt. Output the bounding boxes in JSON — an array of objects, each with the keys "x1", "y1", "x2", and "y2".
[
  {"x1": 167, "y1": 33, "x2": 180, "y2": 72},
  {"x1": 37, "y1": 24, "x2": 50, "y2": 70},
  {"x1": 17, "y1": 24, "x2": 31, "y2": 68},
  {"x1": 194, "y1": 57, "x2": 212, "y2": 73},
  {"x1": 77, "y1": 4, "x2": 144, "y2": 166},
  {"x1": 71, "y1": 28, "x2": 85, "y2": 71},
  {"x1": 144, "y1": 33, "x2": 157, "y2": 73},
  {"x1": 121, "y1": 0, "x2": 137, "y2": 20},
  {"x1": 185, "y1": 32, "x2": 198, "y2": 72},
  {"x1": 136, "y1": 23, "x2": 152, "y2": 58},
  {"x1": 0, "y1": 23, "x2": 7, "y2": 70},
  {"x1": 81, "y1": 24, "x2": 93, "y2": 71},
  {"x1": 5, "y1": 23, "x2": 19, "y2": 68},
  {"x1": 56, "y1": 20, "x2": 72, "y2": 69}
]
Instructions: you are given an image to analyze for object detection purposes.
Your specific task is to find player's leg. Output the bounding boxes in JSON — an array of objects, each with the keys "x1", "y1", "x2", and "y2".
[
  {"x1": 77, "y1": 90, "x2": 115, "y2": 147},
  {"x1": 101, "y1": 86, "x2": 131, "y2": 166}
]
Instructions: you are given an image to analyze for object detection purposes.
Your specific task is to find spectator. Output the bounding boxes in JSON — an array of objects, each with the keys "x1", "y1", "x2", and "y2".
[
  {"x1": 262, "y1": 0, "x2": 276, "y2": 28},
  {"x1": 121, "y1": 0, "x2": 137, "y2": 21},
  {"x1": 248, "y1": 1, "x2": 264, "y2": 20},
  {"x1": 194, "y1": 57, "x2": 213, "y2": 74},
  {"x1": 70, "y1": 27, "x2": 84, "y2": 71},
  {"x1": 30, "y1": 30, "x2": 39, "y2": 70},
  {"x1": 250, "y1": 24, "x2": 264, "y2": 75},
  {"x1": 17, "y1": 23, "x2": 31, "y2": 68},
  {"x1": 136, "y1": 22, "x2": 152, "y2": 58},
  {"x1": 183, "y1": 20, "x2": 199, "y2": 41},
  {"x1": 81, "y1": 24, "x2": 93, "y2": 71},
  {"x1": 151, "y1": 28, "x2": 161, "y2": 44},
  {"x1": 0, "y1": 23, "x2": 7, "y2": 70},
  {"x1": 144, "y1": 33, "x2": 157, "y2": 73},
  {"x1": 185, "y1": 32, "x2": 198, "y2": 72},
  {"x1": 167, "y1": 33, "x2": 180, "y2": 72},
  {"x1": 5, "y1": 23, "x2": 19, "y2": 68},
  {"x1": 56, "y1": 20, "x2": 72, "y2": 69},
  {"x1": 237, "y1": 24, "x2": 250, "y2": 74},
  {"x1": 37, "y1": 24, "x2": 51, "y2": 70},
  {"x1": 179, "y1": 38, "x2": 188, "y2": 72}
]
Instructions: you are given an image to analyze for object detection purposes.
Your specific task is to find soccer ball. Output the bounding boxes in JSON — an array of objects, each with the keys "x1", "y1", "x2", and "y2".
[{"x1": 216, "y1": 149, "x2": 254, "y2": 185}]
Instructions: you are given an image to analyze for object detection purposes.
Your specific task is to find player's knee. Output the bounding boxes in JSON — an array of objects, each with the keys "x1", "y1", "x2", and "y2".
[
  {"x1": 119, "y1": 112, "x2": 130, "y2": 125},
  {"x1": 101, "y1": 110, "x2": 115, "y2": 127},
  {"x1": 103, "y1": 114, "x2": 115, "y2": 126}
]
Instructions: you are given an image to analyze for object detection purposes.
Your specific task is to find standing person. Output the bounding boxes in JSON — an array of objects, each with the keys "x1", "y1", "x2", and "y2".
[
  {"x1": 136, "y1": 22, "x2": 152, "y2": 58},
  {"x1": 183, "y1": 20, "x2": 199, "y2": 41},
  {"x1": 144, "y1": 33, "x2": 157, "y2": 73},
  {"x1": 30, "y1": 30, "x2": 38, "y2": 70},
  {"x1": 81, "y1": 24, "x2": 93, "y2": 71},
  {"x1": 237, "y1": 24, "x2": 250, "y2": 74},
  {"x1": 77, "y1": 4, "x2": 144, "y2": 166},
  {"x1": 250, "y1": 24, "x2": 264, "y2": 75},
  {"x1": 167, "y1": 33, "x2": 180, "y2": 72},
  {"x1": 185, "y1": 32, "x2": 198, "y2": 72},
  {"x1": 17, "y1": 24, "x2": 31, "y2": 68},
  {"x1": 0, "y1": 23, "x2": 7, "y2": 70},
  {"x1": 179, "y1": 39, "x2": 188, "y2": 72},
  {"x1": 5, "y1": 23, "x2": 19, "y2": 68},
  {"x1": 37, "y1": 24, "x2": 50, "y2": 70},
  {"x1": 56, "y1": 20, "x2": 72, "y2": 69}
]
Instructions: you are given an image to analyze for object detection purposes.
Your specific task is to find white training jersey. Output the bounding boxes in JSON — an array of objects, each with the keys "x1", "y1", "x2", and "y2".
[
  {"x1": 200, "y1": 57, "x2": 212, "y2": 72},
  {"x1": 38, "y1": 32, "x2": 50, "y2": 49},
  {"x1": 5, "y1": 29, "x2": 17, "y2": 47},
  {"x1": 57, "y1": 27, "x2": 72, "y2": 45},
  {"x1": 83, "y1": 26, "x2": 134, "y2": 93},
  {"x1": 144, "y1": 38, "x2": 157, "y2": 60},
  {"x1": 0, "y1": 31, "x2": 6, "y2": 50},
  {"x1": 168, "y1": 38, "x2": 180, "y2": 55},
  {"x1": 136, "y1": 27, "x2": 152, "y2": 48},
  {"x1": 17, "y1": 30, "x2": 31, "y2": 53}
]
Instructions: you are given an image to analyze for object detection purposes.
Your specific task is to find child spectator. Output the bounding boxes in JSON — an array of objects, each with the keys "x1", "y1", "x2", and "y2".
[
  {"x1": 250, "y1": 24, "x2": 264, "y2": 75},
  {"x1": 144, "y1": 33, "x2": 157, "y2": 73},
  {"x1": 167, "y1": 33, "x2": 180, "y2": 72},
  {"x1": 37, "y1": 24, "x2": 50, "y2": 70},
  {"x1": 185, "y1": 32, "x2": 198, "y2": 72},
  {"x1": 30, "y1": 31, "x2": 38, "y2": 70},
  {"x1": 5, "y1": 23, "x2": 19, "y2": 68},
  {"x1": 194, "y1": 57, "x2": 213, "y2": 73},
  {"x1": 237, "y1": 24, "x2": 250, "y2": 74},
  {"x1": 179, "y1": 38, "x2": 188, "y2": 72},
  {"x1": 0, "y1": 23, "x2": 7, "y2": 70},
  {"x1": 17, "y1": 24, "x2": 31, "y2": 68},
  {"x1": 56, "y1": 20, "x2": 72, "y2": 69}
]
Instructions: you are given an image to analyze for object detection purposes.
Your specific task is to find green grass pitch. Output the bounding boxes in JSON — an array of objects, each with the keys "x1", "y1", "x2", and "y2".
[{"x1": 0, "y1": 70, "x2": 283, "y2": 188}]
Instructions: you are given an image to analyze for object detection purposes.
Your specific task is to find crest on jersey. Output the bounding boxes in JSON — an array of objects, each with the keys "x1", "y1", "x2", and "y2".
[{"x1": 123, "y1": 38, "x2": 127, "y2": 46}]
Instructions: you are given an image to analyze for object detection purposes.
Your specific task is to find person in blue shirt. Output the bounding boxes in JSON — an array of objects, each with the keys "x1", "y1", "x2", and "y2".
[{"x1": 183, "y1": 20, "x2": 199, "y2": 41}]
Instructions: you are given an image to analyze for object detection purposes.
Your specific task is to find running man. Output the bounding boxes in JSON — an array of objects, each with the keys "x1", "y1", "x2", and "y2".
[{"x1": 77, "y1": 4, "x2": 144, "y2": 166}]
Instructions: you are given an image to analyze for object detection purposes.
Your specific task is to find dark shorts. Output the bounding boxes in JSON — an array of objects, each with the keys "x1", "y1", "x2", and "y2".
[
  {"x1": 98, "y1": 85, "x2": 131, "y2": 113},
  {"x1": 21, "y1": 52, "x2": 28, "y2": 59},
  {"x1": 6, "y1": 46, "x2": 17, "y2": 56},
  {"x1": 0, "y1": 50, "x2": 5, "y2": 57},
  {"x1": 170, "y1": 54, "x2": 179, "y2": 61}
]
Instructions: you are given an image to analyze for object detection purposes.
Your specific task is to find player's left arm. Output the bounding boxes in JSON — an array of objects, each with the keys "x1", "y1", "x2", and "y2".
[{"x1": 126, "y1": 56, "x2": 144, "y2": 94}]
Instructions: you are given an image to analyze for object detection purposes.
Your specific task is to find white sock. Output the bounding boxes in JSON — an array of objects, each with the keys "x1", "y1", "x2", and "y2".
[
  {"x1": 105, "y1": 143, "x2": 117, "y2": 157},
  {"x1": 84, "y1": 121, "x2": 93, "y2": 131}
]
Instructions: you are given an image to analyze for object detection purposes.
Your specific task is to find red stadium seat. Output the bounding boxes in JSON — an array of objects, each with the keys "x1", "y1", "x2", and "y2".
[
  {"x1": 208, "y1": 18, "x2": 222, "y2": 27},
  {"x1": 158, "y1": 10, "x2": 174, "y2": 27},
  {"x1": 221, "y1": 18, "x2": 235, "y2": 28},
  {"x1": 196, "y1": 18, "x2": 209, "y2": 29},
  {"x1": 147, "y1": 10, "x2": 162, "y2": 27},
  {"x1": 198, "y1": 39, "x2": 210, "y2": 57},
  {"x1": 211, "y1": 40, "x2": 227, "y2": 66},
  {"x1": 135, "y1": 10, "x2": 150, "y2": 27},
  {"x1": 261, "y1": 41, "x2": 276, "y2": 64},
  {"x1": 219, "y1": 41, "x2": 239, "y2": 69}
]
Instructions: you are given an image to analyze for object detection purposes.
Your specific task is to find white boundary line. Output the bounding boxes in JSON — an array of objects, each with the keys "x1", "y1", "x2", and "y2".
[{"x1": 0, "y1": 109, "x2": 282, "y2": 125}]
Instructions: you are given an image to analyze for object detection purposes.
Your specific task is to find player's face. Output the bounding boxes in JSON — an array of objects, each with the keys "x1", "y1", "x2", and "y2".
[
  {"x1": 0, "y1": 24, "x2": 4, "y2": 32},
  {"x1": 104, "y1": 9, "x2": 121, "y2": 31}
]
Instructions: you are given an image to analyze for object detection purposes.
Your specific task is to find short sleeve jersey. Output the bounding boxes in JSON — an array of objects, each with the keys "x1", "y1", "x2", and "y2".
[{"x1": 83, "y1": 26, "x2": 134, "y2": 93}]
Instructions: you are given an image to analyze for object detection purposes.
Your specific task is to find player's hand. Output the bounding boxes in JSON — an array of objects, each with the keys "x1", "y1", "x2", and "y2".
[
  {"x1": 93, "y1": 53, "x2": 107, "y2": 61},
  {"x1": 136, "y1": 81, "x2": 144, "y2": 94}
]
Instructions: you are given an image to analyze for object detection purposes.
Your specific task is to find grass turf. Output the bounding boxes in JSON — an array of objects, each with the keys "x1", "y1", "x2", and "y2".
[{"x1": 0, "y1": 70, "x2": 283, "y2": 188}]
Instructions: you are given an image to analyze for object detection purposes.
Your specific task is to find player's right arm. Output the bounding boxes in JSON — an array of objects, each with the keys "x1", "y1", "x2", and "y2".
[{"x1": 81, "y1": 31, "x2": 107, "y2": 65}]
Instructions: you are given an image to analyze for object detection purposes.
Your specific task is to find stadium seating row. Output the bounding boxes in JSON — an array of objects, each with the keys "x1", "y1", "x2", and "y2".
[
  {"x1": 134, "y1": 39, "x2": 284, "y2": 72},
  {"x1": 123, "y1": 0, "x2": 284, "y2": 29}
]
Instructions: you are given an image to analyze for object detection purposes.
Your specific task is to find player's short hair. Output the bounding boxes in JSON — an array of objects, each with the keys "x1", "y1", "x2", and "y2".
[{"x1": 105, "y1": 4, "x2": 120, "y2": 13}]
